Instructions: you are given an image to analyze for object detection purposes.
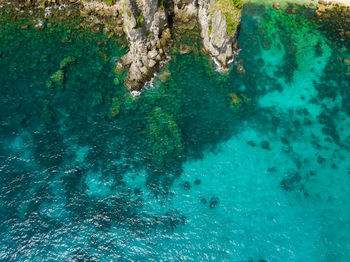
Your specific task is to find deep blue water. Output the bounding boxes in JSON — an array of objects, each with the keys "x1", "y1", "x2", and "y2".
[{"x1": 1, "y1": 2, "x2": 350, "y2": 261}]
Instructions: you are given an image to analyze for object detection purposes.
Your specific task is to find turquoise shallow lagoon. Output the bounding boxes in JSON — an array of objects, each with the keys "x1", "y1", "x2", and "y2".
[{"x1": 1, "y1": 3, "x2": 350, "y2": 261}]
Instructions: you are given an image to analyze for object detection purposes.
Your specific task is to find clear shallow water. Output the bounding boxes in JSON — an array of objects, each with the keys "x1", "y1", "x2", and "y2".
[{"x1": 1, "y1": 3, "x2": 350, "y2": 261}]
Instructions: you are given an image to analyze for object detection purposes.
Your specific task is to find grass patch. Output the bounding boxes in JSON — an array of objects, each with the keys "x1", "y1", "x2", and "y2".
[
  {"x1": 210, "y1": 0, "x2": 243, "y2": 36},
  {"x1": 135, "y1": 12, "x2": 144, "y2": 29},
  {"x1": 101, "y1": 0, "x2": 117, "y2": 6}
]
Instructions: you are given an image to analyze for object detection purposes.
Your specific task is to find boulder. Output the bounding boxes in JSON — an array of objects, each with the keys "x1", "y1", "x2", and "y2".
[
  {"x1": 148, "y1": 50, "x2": 158, "y2": 59},
  {"x1": 148, "y1": 59, "x2": 157, "y2": 68}
]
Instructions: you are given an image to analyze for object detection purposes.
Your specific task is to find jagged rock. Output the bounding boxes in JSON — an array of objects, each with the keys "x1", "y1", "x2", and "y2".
[
  {"x1": 75, "y1": 0, "x2": 242, "y2": 91},
  {"x1": 148, "y1": 59, "x2": 157, "y2": 67},
  {"x1": 155, "y1": 54, "x2": 162, "y2": 61},
  {"x1": 158, "y1": 68, "x2": 171, "y2": 82},
  {"x1": 237, "y1": 59, "x2": 245, "y2": 74},
  {"x1": 198, "y1": 0, "x2": 242, "y2": 68},
  {"x1": 148, "y1": 50, "x2": 158, "y2": 59}
]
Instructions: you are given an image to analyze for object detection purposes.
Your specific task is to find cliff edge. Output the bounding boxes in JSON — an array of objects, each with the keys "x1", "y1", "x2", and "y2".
[
  {"x1": 80, "y1": 0, "x2": 243, "y2": 92},
  {"x1": 26, "y1": 0, "x2": 243, "y2": 92}
]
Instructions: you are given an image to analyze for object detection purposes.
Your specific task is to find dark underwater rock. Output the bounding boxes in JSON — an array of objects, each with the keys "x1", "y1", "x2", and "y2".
[
  {"x1": 247, "y1": 140, "x2": 256, "y2": 147},
  {"x1": 280, "y1": 173, "x2": 301, "y2": 192},
  {"x1": 281, "y1": 137, "x2": 289, "y2": 145},
  {"x1": 209, "y1": 197, "x2": 219, "y2": 209},
  {"x1": 317, "y1": 156, "x2": 326, "y2": 164},
  {"x1": 267, "y1": 167, "x2": 277, "y2": 173},
  {"x1": 59, "y1": 56, "x2": 76, "y2": 69},
  {"x1": 46, "y1": 69, "x2": 64, "y2": 89},
  {"x1": 183, "y1": 181, "x2": 191, "y2": 190},
  {"x1": 237, "y1": 59, "x2": 246, "y2": 74},
  {"x1": 194, "y1": 179, "x2": 201, "y2": 185},
  {"x1": 261, "y1": 140, "x2": 271, "y2": 150},
  {"x1": 201, "y1": 198, "x2": 207, "y2": 204},
  {"x1": 134, "y1": 188, "x2": 142, "y2": 196}
]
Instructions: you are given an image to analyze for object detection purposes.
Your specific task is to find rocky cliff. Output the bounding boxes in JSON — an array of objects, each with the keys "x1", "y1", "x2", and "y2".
[
  {"x1": 113, "y1": 0, "x2": 242, "y2": 92},
  {"x1": 36, "y1": 0, "x2": 242, "y2": 92}
]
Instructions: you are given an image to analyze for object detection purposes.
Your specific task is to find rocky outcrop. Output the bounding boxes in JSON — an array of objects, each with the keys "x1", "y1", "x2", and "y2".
[
  {"x1": 315, "y1": 0, "x2": 350, "y2": 43},
  {"x1": 115, "y1": 0, "x2": 242, "y2": 91},
  {"x1": 198, "y1": 0, "x2": 242, "y2": 67},
  {"x1": 31, "y1": 0, "x2": 242, "y2": 92},
  {"x1": 117, "y1": 0, "x2": 171, "y2": 91}
]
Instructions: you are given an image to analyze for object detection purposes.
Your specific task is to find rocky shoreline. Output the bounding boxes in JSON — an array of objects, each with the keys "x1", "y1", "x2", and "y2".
[
  {"x1": 7, "y1": 0, "x2": 242, "y2": 93},
  {"x1": 1, "y1": 0, "x2": 349, "y2": 93},
  {"x1": 89, "y1": 0, "x2": 243, "y2": 92}
]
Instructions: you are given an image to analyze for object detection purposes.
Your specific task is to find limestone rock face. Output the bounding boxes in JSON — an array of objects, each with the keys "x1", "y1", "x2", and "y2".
[
  {"x1": 198, "y1": 0, "x2": 242, "y2": 67},
  {"x1": 119, "y1": 0, "x2": 170, "y2": 90},
  {"x1": 76, "y1": 0, "x2": 242, "y2": 91},
  {"x1": 173, "y1": 0, "x2": 198, "y2": 26},
  {"x1": 116, "y1": 0, "x2": 242, "y2": 90}
]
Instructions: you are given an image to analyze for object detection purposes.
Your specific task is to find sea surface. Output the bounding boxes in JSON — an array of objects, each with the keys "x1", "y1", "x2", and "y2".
[{"x1": 1, "y1": 2, "x2": 350, "y2": 261}]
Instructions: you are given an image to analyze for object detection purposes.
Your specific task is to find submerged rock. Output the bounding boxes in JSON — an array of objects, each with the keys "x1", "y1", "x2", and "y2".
[
  {"x1": 247, "y1": 140, "x2": 255, "y2": 147},
  {"x1": 317, "y1": 155, "x2": 326, "y2": 164},
  {"x1": 261, "y1": 140, "x2": 271, "y2": 150},
  {"x1": 237, "y1": 59, "x2": 246, "y2": 74},
  {"x1": 183, "y1": 181, "x2": 191, "y2": 190},
  {"x1": 134, "y1": 187, "x2": 142, "y2": 196},
  {"x1": 110, "y1": 97, "x2": 123, "y2": 117},
  {"x1": 144, "y1": 107, "x2": 183, "y2": 171},
  {"x1": 194, "y1": 179, "x2": 201, "y2": 185},
  {"x1": 280, "y1": 173, "x2": 302, "y2": 192},
  {"x1": 158, "y1": 68, "x2": 171, "y2": 83},
  {"x1": 46, "y1": 69, "x2": 64, "y2": 89},
  {"x1": 267, "y1": 167, "x2": 277, "y2": 173},
  {"x1": 209, "y1": 197, "x2": 219, "y2": 209},
  {"x1": 59, "y1": 56, "x2": 76, "y2": 69},
  {"x1": 179, "y1": 44, "x2": 192, "y2": 55}
]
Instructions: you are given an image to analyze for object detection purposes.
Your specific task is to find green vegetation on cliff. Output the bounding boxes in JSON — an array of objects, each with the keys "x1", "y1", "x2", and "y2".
[
  {"x1": 210, "y1": 0, "x2": 243, "y2": 36},
  {"x1": 101, "y1": 0, "x2": 117, "y2": 6}
]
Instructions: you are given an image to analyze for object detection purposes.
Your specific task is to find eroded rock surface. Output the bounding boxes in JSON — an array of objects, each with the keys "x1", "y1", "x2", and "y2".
[{"x1": 33, "y1": 0, "x2": 243, "y2": 91}]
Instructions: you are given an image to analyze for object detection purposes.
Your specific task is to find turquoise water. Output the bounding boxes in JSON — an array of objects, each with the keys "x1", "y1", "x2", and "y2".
[{"x1": 1, "y1": 3, "x2": 350, "y2": 261}]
